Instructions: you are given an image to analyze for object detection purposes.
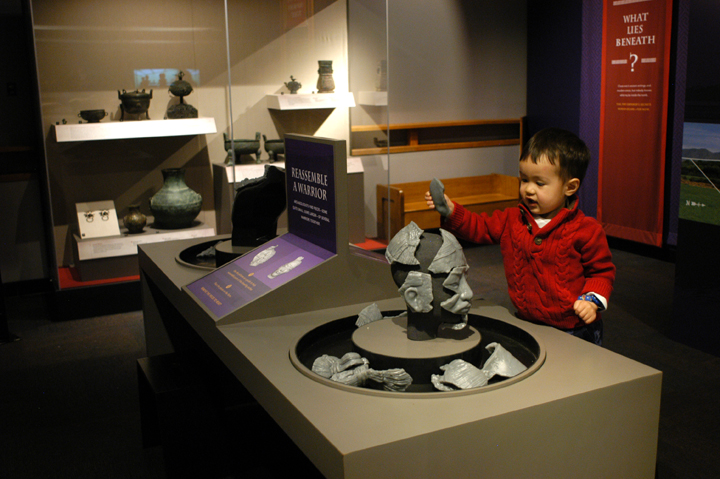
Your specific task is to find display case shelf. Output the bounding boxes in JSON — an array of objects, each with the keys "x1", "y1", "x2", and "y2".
[
  {"x1": 71, "y1": 220, "x2": 215, "y2": 282},
  {"x1": 351, "y1": 118, "x2": 525, "y2": 156},
  {"x1": 73, "y1": 221, "x2": 215, "y2": 261},
  {"x1": 265, "y1": 92, "x2": 355, "y2": 110},
  {"x1": 54, "y1": 117, "x2": 217, "y2": 142},
  {"x1": 357, "y1": 90, "x2": 387, "y2": 106}
]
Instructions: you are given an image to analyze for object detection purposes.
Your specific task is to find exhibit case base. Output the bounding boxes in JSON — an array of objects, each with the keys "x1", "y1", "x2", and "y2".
[
  {"x1": 139, "y1": 235, "x2": 661, "y2": 479},
  {"x1": 72, "y1": 221, "x2": 215, "y2": 281}
]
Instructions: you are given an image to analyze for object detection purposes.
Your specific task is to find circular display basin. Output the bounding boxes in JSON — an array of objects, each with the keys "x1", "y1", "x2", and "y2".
[{"x1": 290, "y1": 311, "x2": 546, "y2": 398}]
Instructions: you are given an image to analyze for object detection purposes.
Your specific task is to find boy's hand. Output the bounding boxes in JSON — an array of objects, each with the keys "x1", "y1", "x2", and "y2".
[
  {"x1": 425, "y1": 191, "x2": 454, "y2": 217},
  {"x1": 426, "y1": 178, "x2": 454, "y2": 217},
  {"x1": 573, "y1": 299, "x2": 598, "y2": 324}
]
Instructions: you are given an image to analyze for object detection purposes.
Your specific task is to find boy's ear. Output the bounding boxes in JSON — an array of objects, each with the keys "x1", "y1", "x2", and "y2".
[{"x1": 565, "y1": 178, "x2": 580, "y2": 196}]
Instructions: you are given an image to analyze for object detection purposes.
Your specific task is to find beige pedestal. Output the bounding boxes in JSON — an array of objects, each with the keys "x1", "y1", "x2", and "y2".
[{"x1": 140, "y1": 236, "x2": 661, "y2": 479}]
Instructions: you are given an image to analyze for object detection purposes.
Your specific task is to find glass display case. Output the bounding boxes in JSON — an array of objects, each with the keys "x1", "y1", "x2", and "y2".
[
  {"x1": 31, "y1": 0, "x2": 367, "y2": 289},
  {"x1": 30, "y1": 0, "x2": 526, "y2": 292}
]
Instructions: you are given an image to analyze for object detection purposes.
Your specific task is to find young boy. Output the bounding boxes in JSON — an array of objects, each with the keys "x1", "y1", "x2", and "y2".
[{"x1": 425, "y1": 127, "x2": 615, "y2": 345}]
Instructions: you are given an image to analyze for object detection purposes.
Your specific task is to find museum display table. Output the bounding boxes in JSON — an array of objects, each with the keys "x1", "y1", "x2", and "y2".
[{"x1": 140, "y1": 235, "x2": 661, "y2": 479}]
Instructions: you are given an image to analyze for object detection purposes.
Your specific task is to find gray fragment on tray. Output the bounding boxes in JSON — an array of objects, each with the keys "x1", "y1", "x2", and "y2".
[
  {"x1": 312, "y1": 352, "x2": 367, "y2": 378},
  {"x1": 431, "y1": 343, "x2": 527, "y2": 391},
  {"x1": 431, "y1": 359, "x2": 489, "y2": 391},
  {"x1": 196, "y1": 241, "x2": 222, "y2": 258},
  {"x1": 356, "y1": 303, "x2": 384, "y2": 327},
  {"x1": 482, "y1": 342, "x2": 528, "y2": 379},
  {"x1": 313, "y1": 352, "x2": 413, "y2": 392},
  {"x1": 331, "y1": 364, "x2": 413, "y2": 392}
]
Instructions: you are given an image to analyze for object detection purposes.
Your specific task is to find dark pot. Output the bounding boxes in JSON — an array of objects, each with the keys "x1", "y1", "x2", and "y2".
[
  {"x1": 123, "y1": 204, "x2": 147, "y2": 234},
  {"x1": 224, "y1": 132, "x2": 261, "y2": 163},
  {"x1": 169, "y1": 71, "x2": 193, "y2": 98},
  {"x1": 78, "y1": 109, "x2": 108, "y2": 123},
  {"x1": 284, "y1": 75, "x2": 301, "y2": 94},
  {"x1": 149, "y1": 168, "x2": 202, "y2": 229},
  {"x1": 263, "y1": 134, "x2": 284, "y2": 162},
  {"x1": 118, "y1": 89, "x2": 152, "y2": 120}
]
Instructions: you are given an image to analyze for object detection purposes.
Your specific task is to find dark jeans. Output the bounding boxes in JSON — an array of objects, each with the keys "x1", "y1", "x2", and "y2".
[{"x1": 565, "y1": 319, "x2": 603, "y2": 346}]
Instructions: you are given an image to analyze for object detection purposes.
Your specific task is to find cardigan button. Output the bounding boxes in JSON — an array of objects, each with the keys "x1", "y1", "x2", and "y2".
[{"x1": 534, "y1": 237, "x2": 542, "y2": 245}]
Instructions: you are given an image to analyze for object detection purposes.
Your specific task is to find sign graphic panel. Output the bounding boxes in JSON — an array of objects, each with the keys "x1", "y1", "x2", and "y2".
[
  {"x1": 599, "y1": 0, "x2": 673, "y2": 246},
  {"x1": 187, "y1": 233, "x2": 334, "y2": 318}
]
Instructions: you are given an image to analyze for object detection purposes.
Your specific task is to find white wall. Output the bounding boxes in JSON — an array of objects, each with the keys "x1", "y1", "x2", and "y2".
[{"x1": 350, "y1": 0, "x2": 527, "y2": 237}]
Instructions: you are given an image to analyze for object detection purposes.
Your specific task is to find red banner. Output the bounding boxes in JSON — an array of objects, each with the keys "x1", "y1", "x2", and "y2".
[{"x1": 599, "y1": 0, "x2": 673, "y2": 246}]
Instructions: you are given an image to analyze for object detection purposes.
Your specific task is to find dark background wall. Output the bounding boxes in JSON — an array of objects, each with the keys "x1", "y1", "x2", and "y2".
[
  {"x1": 526, "y1": 0, "x2": 583, "y2": 136},
  {"x1": 683, "y1": 0, "x2": 720, "y2": 122},
  {"x1": 0, "y1": 0, "x2": 51, "y2": 287},
  {"x1": 670, "y1": 0, "x2": 720, "y2": 357},
  {"x1": 526, "y1": 0, "x2": 597, "y2": 216}
]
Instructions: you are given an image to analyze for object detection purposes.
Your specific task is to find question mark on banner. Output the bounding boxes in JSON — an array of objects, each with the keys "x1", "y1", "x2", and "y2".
[{"x1": 630, "y1": 53, "x2": 638, "y2": 72}]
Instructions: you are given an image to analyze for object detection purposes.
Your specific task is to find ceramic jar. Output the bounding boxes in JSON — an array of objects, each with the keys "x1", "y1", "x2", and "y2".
[
  {"x1": 123, "y1": 204, "x2": 147, "y2": 234},
  {"x1": 316, "y1": 60, "x2": 335, "y2": 93},
  {"x1": 149, "y1": 168, "x2": 202, "y2": 229}
]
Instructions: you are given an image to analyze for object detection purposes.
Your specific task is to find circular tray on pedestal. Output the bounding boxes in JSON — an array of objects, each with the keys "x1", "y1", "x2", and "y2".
[
  {"x1": 290, "y1": 311, "x2": 545, "y2": 398},
  {"x1": 175, "y1": 236, "x2": 230, "y2": 270}
]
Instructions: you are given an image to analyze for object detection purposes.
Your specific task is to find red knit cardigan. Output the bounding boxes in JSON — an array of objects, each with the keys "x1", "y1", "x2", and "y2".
[{"x1": 443, "y1": 199, "x2": 616, "y2": 330}]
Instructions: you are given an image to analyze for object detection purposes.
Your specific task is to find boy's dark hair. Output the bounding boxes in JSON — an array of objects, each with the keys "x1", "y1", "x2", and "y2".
[{"x1": 520, "y1": 128, "x2": 591, "y2": 183}]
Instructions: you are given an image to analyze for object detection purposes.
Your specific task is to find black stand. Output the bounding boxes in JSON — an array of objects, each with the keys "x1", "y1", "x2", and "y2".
[{"x1": 0, "y1": 268, "x2": 19, "y2": 345}]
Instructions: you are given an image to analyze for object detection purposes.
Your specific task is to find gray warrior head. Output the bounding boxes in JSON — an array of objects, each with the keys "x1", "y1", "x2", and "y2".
[{"x1": 386, "y1": 222, "x2": 473, "y2": 340}]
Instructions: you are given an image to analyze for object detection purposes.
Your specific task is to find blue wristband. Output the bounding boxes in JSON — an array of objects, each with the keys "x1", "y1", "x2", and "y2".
[{"x1": 578, "y1": 294, "x2": 605, "y2": 311}]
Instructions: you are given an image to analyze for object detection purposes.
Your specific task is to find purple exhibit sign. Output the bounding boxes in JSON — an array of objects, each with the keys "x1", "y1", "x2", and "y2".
[
  {"x1": 285, "y1": 137, "x2": 337, "y2": 253},
  {"x1": 187, "y1": 234, "x2": 334, "y2": 318},
  {"x1": 188, "y1": 135, "x2": 342, "y2": 319}
]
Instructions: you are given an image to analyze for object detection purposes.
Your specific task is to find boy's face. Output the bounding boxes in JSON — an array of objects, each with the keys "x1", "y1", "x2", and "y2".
[{"x1": 519, "y1": 155, "x2": 579, "y2": 220}]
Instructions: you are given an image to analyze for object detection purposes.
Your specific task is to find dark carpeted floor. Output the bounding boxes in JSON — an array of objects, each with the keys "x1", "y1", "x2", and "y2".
[{"x1": 1, "y1": 243, "x2": 719, "y2": 478}]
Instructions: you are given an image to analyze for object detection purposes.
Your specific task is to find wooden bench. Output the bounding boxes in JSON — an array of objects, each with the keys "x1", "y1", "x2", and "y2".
[{"x1": 376, "y1": 174, "x2": 519, "y2": 240}]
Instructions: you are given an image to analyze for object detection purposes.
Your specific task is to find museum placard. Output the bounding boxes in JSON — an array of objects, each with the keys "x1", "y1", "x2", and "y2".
[{"x1": 285, "y1": 137, "x2": 337, "y2": 254}]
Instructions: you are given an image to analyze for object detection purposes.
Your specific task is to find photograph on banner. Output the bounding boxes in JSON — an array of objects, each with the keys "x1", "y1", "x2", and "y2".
[{"x1": 680, "y1": 122, "x2": 720, "y2": 227}]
